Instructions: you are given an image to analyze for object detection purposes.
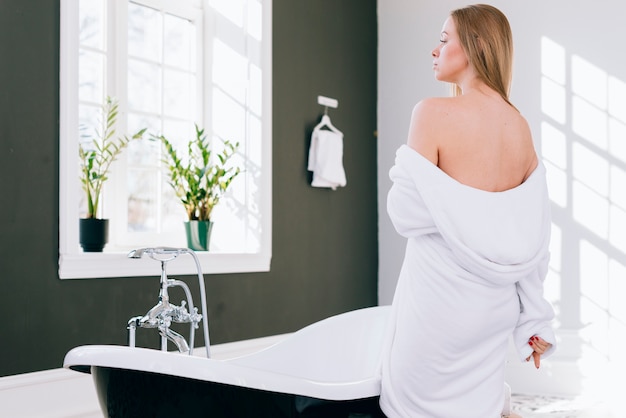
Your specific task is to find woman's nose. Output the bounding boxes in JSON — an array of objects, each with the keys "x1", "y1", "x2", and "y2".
[{"x1": 431, "y1": 47, "x2": 439, "y2": 57}]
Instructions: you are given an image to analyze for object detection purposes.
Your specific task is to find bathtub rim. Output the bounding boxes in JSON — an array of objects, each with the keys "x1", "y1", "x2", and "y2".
[
  {"x1": 64, "y1": 344, "x2": 381, "y2": 401},
  {"x1": 63, "y1": 305, "x2": 391, "y2": 401}
]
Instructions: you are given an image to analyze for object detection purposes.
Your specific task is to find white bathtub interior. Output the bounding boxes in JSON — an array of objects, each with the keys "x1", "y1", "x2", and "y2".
[{"x1": 229, "y1": 305, "x2": 391, "y2": 383}]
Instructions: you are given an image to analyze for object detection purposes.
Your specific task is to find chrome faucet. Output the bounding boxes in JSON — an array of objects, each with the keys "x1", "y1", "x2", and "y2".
[{"x1": 126, "y1": 247, "x2": 211, "y2": 358}]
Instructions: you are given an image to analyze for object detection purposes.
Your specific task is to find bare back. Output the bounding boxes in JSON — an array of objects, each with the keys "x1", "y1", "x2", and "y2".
[{"x1": 408, "y1": 91, "x2": 537, "y2": 192}]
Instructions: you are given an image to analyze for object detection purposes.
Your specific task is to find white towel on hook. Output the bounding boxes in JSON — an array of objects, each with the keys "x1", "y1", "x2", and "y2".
[{"x1": 307, "y1": 129, "x2": 347, "y2": 190}]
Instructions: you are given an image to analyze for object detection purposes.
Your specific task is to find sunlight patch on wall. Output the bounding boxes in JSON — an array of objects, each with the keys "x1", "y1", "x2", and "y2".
[
  {"x1": 540, "y1": 36, "x2": 568, "y2": 314},
  {"x1": 541, "y1": 36, "x2": 626, "y2": 361},
  {"x1": 579, "y1": 240, "x2": 609, "y2": 355},
  {"x1": 580, "y1": 241, "x2": 626, "y2": 361},
  {"x1": 545, "y1": 223, "x2": 562, "y2": 317},
  {"x1": 541, "y1": 122, "x2": 567, "y2": 208},
  {"x1": 540, "y1": 37, "x2": 566, "y2": 125},
  {"x1": 609, "y1": 259, "x2": 626, "y2": 358},
  {"x1": 572, "y1": 97, "x2": 608, "y2": 150}
]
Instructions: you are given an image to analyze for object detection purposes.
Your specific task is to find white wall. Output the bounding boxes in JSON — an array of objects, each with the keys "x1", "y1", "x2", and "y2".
[{"x1": 378, "y1": 0, "x2": 626, "y2": 398}]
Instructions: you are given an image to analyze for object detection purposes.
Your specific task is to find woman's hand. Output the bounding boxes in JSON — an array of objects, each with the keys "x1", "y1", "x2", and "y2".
[{"x1": 525, "y1": 336, "x2": 551, "y2": 369}]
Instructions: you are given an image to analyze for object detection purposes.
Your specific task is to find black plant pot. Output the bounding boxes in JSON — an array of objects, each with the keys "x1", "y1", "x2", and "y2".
[{"x1": 79, "y1": 218, "x2": 109, "y2": 252}]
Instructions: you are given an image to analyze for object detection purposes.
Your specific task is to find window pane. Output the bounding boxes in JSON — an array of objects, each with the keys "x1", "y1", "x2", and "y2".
[
  {"x1": 211, "y1": 0, "x2": 245, "y2": 27},
  {"x1": 77, "y1": 104, "x2": 103, "y2": 218},
  {"x1": 127, "y1": 137, "x2": 159, "y2": 166},
  {"x1": 164, "y1": 14, "x2": 196, "y2": 69},
  {"x1": 128, "y1": 59, "x2": 162, "y2": 113},
  {"x1": 127, "y1": 169, "x2": 158, "y2": 232},
  {"x1": 247, "y1": 0, "x2": 262, "y2": 41},
  {"x1": 213, "y1": 39, "x2": 247, "y2": 104},
  {"x1": 128, "y1": 2, "x2": 162, "y2": 62},
  {"x1": 162, "y1": 119, "x2": 195, "y2": 144},
  {"x1": 79, "y1": 50, "x2": 105, "y2": 103},
  {"x1": 213, "y1": 88, "x2": 246, "y2": 143},
  {"x1": 79, "y1": 0, "x2": 105, "y2": 49},
  {"x1": 164, "y1": 69, "x2": 196, "y2": 119},
  {"x1": 78, "y1": 104, "x2": 102, "y2": 146},
  {"x1": 161, "y1": 185, "x2": 188, "y2": 233},
  {"x1": 249, "y1": 62, "x2": 262, "y2": 116}
]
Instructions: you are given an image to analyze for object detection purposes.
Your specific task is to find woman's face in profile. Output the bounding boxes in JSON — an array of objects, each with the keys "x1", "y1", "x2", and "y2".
[{"x1": 431, "y1": 17, "x2": 469, "y2": 83}]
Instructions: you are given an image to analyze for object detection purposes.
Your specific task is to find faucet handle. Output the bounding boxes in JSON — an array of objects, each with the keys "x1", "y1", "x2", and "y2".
[{"x1": 190, "y1": 307, "x2": 203, "y2": 329}]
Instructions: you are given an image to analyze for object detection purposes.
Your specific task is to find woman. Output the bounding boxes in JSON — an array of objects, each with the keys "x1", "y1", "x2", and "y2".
[{"x1": 379, "y1": 4, "x2": 556, "y2": 417}]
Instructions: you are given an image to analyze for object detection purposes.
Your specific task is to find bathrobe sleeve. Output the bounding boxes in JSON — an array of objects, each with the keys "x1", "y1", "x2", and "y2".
[
  {"x1": 387, "y1": 164, "x2": 438, "y2": 239},
  {"x1": 513, "y1": 255, "x2": 557, "y2": 362}
]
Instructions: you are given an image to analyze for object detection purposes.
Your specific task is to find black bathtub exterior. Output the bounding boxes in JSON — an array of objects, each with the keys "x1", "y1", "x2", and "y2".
[{"x1": 92, "y1": 366, "x2": 386, "y2": 418}]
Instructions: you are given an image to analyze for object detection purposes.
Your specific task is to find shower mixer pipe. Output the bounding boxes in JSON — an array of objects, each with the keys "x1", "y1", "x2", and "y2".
[{"x1": 126, "y1": 247, "x2": 211, "y2": 358}]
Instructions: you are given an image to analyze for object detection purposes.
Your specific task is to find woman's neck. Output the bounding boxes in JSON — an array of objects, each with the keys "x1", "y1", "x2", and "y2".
[{"x1": 457, "y1": 79, "x2": 502, "y2": 101}]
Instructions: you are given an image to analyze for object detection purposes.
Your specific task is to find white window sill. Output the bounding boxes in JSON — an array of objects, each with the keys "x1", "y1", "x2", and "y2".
[{"x1": 58, "y1": 251, "x2": 271, "y2": 279}]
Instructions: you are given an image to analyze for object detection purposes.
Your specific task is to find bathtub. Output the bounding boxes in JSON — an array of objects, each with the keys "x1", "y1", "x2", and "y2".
[{"x1": 64, "y1": 305, "x2": 391, "y2": 417}]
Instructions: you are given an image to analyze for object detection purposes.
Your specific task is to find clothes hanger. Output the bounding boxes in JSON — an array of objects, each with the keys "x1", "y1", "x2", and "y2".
[
  {"x1": 314, "y1": 95, "x2": 341, "y2": 134},
  {"x1": 313, "y1": 109, "x2": 342, "y2": 134}
]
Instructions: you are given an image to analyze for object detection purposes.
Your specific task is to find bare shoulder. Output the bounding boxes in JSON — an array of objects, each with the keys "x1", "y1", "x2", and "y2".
[
  {"x1": 516, "y1": 112, "x2": 533, "y2": 138},
  {"x1": 412, "y1": 95, "x2": 472, "y2": 133},
  {"x1": 506, "y1": 110, "x2": 535, "y2": 153},
  {"x1": 411, "y1": 96, "x2": 457, "y2": 119},
  {"x1": 407, "y1": 97, "x2": 457, "y2": 164},
  {"x1": 515, "y1": 112, "x2": 539, "y2": 176}
]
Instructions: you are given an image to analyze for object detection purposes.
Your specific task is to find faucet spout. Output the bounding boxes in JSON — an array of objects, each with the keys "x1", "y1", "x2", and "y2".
[{"x1": 159, "y1": 326, "x2": 190, "y2": 354}]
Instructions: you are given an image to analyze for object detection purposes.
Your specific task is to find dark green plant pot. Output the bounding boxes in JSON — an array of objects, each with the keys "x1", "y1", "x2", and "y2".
[
  {"x1": 79, "y1": 218, "x2": 109, "y2": 252},
  {"x1": 184, "y1": 220, "x2": 213, "y2": 251}
]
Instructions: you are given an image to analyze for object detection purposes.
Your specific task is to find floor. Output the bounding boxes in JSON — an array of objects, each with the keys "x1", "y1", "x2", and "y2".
[
  {"x1": 72, "y1": 394, "x2": 618, "y2": 418},
  {"x1": 66, "y1": 397, "x2": 613, "y2": 418},
  {"x1": 511, "y1": 393, "x2": 617, "y2": 418}
]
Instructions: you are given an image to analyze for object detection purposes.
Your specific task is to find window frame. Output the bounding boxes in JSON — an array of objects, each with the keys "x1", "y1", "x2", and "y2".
[{"x1": 58, "y1": 0, "x2": 272, "y2": 279}]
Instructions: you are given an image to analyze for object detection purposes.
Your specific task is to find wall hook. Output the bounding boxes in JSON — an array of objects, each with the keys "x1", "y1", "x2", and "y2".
[{"x1": 317, "y1": 95, "x2": 338, "y2": 115}]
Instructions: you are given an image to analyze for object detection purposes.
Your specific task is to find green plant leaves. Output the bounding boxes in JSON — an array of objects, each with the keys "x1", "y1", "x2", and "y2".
[
  {"x1": 79, "y1": 99, "x2": 238, "y2": 223},
  {"x1": 157, "y1": 124, "x2": 242, "y2": 221},
  {"x1": 78, "y1": 96, "x2": 145, "y2": 218}
]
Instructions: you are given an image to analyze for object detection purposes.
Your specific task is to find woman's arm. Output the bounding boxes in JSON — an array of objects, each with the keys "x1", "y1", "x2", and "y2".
[{"x1": 513, "y1": 255, "x2": 557, "y2": 366}]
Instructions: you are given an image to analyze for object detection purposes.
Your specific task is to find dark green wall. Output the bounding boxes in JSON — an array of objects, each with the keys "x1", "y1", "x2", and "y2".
[{"x1": 0, "y1": 0, "x2": 378, "y2": 376}]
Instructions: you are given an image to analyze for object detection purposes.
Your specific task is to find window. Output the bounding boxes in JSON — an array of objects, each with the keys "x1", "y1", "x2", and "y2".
[{"x1": 59, "y1": 0, "x2": 272, "y2": 279}]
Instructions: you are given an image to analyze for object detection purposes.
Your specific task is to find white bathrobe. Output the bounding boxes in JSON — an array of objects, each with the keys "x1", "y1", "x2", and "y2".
[{"x1": 380, "y1": 146, "x2": 556, "y2": 418}]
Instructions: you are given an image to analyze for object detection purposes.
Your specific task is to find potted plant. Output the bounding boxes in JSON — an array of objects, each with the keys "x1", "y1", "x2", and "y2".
[
  {"x1": 78, "y1": 96, "x2": 145, "y2": 252},
  {"x1": 156, "y1": 124, "x2": 241, "y2": 251}
]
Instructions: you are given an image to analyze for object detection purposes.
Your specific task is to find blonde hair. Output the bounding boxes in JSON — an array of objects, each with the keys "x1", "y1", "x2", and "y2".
[{"x1": 450, "y1": 4, "x2": 515, "y2": 108}]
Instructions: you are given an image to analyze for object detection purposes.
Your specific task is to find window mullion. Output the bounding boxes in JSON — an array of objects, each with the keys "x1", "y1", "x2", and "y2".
[{"x1": 104, "y1": 0, "x2": 131, "y2": 250}]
